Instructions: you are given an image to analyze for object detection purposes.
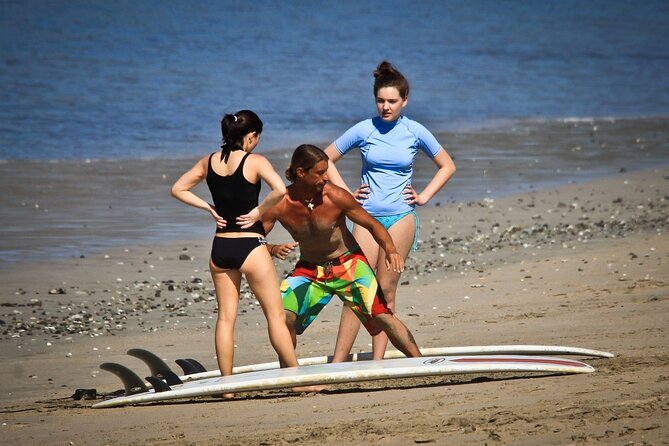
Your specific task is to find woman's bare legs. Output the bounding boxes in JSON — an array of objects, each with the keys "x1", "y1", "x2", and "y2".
[
  {"x1": 209, "y1": 244, "x2": 299, "y2": 398},
  {"x1": 241, "y1": 246, "x2": 299, "y2": 368},
  {"x1": 368, "y1": 214, "x2": 415, "y2": 357},
  {"x1": 209, "y1": 259, "x2": 241, "y2": 397},
  {"x1": 332, "y1": 226, "x2": 378, "y2": 362},
  {"x1": 332, "y1": 214, "x2": 415, "y2": 361},
  {"x1": 243, "y1": 247, "x2": 328, "y2": 392}
]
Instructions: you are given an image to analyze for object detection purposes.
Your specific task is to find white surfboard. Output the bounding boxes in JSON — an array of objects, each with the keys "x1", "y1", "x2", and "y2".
[
  {"x1": 177, "y1": 345, "x2": 613, "y2": 382},
  {"x1": 93, "y1": 355, "x2": 594, "y2": 408}
]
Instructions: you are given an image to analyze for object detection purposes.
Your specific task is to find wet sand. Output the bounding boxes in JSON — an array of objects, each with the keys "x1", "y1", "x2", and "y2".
[
  {"x1": 2, "y1": 116, "x2": 668, "y2": 266},
  {"x1": 1, "y1": 163, "x2": 667, "y2": 445}
]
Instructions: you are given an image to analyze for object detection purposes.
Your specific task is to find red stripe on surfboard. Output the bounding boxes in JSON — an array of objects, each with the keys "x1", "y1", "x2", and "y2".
[{"x1": 450, "y1": 357, "x2": 588, "y2": 367}]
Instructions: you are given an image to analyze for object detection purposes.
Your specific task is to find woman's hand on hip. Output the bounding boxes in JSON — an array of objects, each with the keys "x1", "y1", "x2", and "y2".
[
  {"x1": 236, "y1": 207, "x2": 260, "y2": 229},
  {"x1": 403, "y1": 184, "x2": 426, "y2": 206},
  {"x1": 208, "y1": 204, "x2": 227, "y2": 229},
  {"x1": 353, "y1": 184, "x2": 370, "y2": 204}
]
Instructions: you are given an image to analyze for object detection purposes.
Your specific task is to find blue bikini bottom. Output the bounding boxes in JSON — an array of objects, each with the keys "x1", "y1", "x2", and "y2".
[{"x1": 374, "y1": 210, "x2": 420, "y2": 252}]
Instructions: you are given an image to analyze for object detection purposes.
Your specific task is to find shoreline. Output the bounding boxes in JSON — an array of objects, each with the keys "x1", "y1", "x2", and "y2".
[
  {"x1": 1, "y1": 166, "x2": 667, "y2": 445},
  {"x1": 2, "y1": 115, "x2": 668, "y2": 163},
  {"x1": 2, "y1": 116, "x2": 668, "y2": 267}
]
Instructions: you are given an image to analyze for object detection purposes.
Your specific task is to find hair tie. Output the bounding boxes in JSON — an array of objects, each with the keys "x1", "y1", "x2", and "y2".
[{"x1": 233, "y1": 115, "x2": 238, "y2": 122}]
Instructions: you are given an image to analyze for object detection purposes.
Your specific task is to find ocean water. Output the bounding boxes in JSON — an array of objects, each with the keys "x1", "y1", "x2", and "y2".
[
  {"x1": 1, "y1": 0, "x2": 669, "y2": 265},
  {"x1": 2, "y1": 0, "x2": 669, "y2": 160}
]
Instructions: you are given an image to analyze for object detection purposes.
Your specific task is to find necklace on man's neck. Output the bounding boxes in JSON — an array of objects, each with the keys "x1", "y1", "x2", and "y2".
[{"x1": 305, "y1": 198, "x2": 315, "y2": 211}]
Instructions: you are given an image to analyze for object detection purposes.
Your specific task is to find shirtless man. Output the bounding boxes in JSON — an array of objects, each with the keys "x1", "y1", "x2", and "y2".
[{"x1": 262, "y1": 144, "x2": 421, "y2": 362}]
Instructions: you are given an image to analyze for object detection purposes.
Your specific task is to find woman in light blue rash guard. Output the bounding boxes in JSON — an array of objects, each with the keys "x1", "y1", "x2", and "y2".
[{"x1": 324, "y1": 61, "x2": 456, "y2": 362}]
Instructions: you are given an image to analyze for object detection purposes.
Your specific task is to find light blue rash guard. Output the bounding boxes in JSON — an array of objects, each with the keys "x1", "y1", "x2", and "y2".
[{"x1": 334, "y1": 115, "x2": 443, "y2": 216}]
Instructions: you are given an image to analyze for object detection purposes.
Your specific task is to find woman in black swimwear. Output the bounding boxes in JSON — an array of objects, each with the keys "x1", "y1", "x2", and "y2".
[{"x1": 172, "y1": 110, "x2": 299, "y2": 396}]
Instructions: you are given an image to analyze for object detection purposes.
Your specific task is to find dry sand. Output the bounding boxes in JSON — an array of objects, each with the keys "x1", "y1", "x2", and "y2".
[{"x1": 1, "y1": 167, "x2": 667, "y2": 445}]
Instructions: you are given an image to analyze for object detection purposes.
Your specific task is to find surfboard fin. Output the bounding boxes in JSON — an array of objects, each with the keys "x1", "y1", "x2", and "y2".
[
  {"x1": 100, "y1": 362, "x2": 149, "y2": 396},
  {"x1": 176, "y1": 358, "x2": 208, "y2": 375},
  {"x1": 127, "y1": 348, "x2": 183, "y2": 385},
  {"x1": 146, "y1": 376, "x2": 172, "y2": 392},
  {"x1": 159, "y1": 369, "x2": 183, "y2": 385}
]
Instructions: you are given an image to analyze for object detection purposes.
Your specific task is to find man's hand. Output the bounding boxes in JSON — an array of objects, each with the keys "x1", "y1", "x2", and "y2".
[
  {"x1": 269, "y1": 242, "x2": 299, "y2": 260},
  {"x1": 384, "y1": 250, "x2": 404, "y2": 273}
]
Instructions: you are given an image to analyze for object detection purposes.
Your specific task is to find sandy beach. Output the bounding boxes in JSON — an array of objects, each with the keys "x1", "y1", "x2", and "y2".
[
  {"x1": 1, "y1": 157, "x2": 667, "y2": 444},
  {"x1": 3, "y1": 1, "x2": 669, "y2": 442}
]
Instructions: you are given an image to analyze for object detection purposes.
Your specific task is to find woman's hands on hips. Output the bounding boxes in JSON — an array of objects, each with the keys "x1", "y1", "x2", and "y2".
[
  {"x1": 208, "y1": 204, "x2": 227, "y2": 229},
  {"x1": 403, "y1": 184, "x2": 426, "y2": 206}
]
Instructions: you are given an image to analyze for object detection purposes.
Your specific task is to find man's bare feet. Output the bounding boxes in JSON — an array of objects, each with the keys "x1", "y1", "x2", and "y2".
[{"x1": 292, "y1": 384, "x2": 332, "y2": 393}]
